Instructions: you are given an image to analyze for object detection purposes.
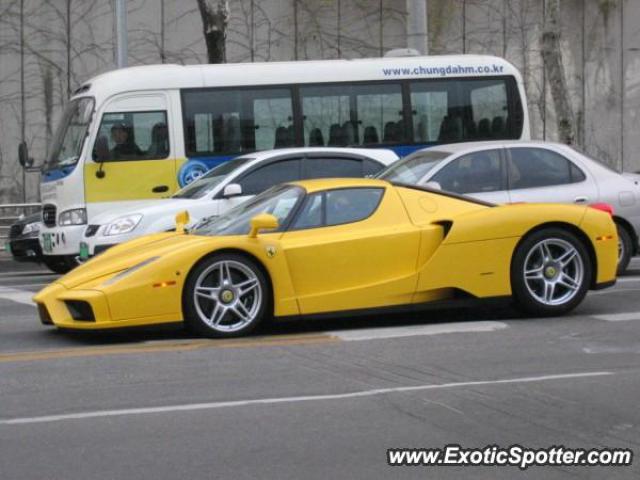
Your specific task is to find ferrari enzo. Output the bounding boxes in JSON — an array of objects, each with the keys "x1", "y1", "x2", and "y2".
[{"x1": 34, "y1": 178, "x2": 618, "y2": 337}]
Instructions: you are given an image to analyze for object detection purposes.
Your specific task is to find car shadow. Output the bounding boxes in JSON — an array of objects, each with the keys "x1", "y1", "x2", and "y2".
[{"x1": 45, "y1": 299, "x2": 525, "y2": 346}]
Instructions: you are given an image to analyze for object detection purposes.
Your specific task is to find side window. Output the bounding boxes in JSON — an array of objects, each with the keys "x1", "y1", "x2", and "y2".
[
  {"x1": 363, "y1": 159, "x2": 385, "y2": 176},
  {"x1": 95, "y1": 111, "x2": 169, "y2": 161},
  {"x1": 508, "y1": 148, "x2": 581, "y2": 190},
  {"x1": 291, "y1": 188, "x2": 384, "y2": 230},
  {"x1": 431, "y1": 149, "x2": 503, "y2": 194},
  {"x1": 237, "y1": 159, "x2": 301, "y2": 196},
  {"x1": 182, "y1": 88, "x2": 294, "y2": 156},
  {"x1": 410, "y1": 81, "x2": 452, "y2": 143},
  {"x1": 304, "y1": 157, "x2": 363, "y2": 179},
  {"x1": 291, "y1": 192, "x2": 324, "y2": 229},
  {"x1": 300, "y1": 83, "x2": 403, "y2": 147}
]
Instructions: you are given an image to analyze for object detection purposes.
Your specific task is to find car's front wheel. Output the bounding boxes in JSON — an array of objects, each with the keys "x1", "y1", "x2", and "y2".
[
  {"x1": 183, "y1": 253, "x2": 269, "y2": 337},
  {"x1": 511, "y1": 228, "x2": 591, "y2": 316}
]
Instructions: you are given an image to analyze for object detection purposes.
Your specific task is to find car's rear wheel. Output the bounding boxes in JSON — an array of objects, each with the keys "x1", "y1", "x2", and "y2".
[
  {"x1": 616, "y1": 223, "x2": 632, "y2": 275},
  {"x1": 511, "y1": 228, "x2": 591, "y2": 316},
  {"x1": 183, "y1": 254, "x2": 269, "y2": 338}
]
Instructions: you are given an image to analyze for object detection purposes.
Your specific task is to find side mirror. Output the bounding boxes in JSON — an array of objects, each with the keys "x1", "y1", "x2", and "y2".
[
  {"x1": 222, "y1": 183, "x2": 242, "y2": 198},
  {"x1": 175, "y1": 210, "x2": 190, "y2": 234},
  {"x1": 425, "y1": 181, "x2": 442, "y2": 190},
  {"x1": 94, "y1": 135, "x2": 110, "y2": 162},
  {"x1": 18, "y1": 142, "x2": 33, "y2": 168},
  {"x1": 248, "y1": 213, "x2": 278, "y2": 238}
]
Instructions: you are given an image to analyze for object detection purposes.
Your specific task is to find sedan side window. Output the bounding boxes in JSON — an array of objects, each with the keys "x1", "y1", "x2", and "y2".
[
  {"x1": 291, "y1": 188, "x2": 384, "y2": 230},
  {"x1": 431, "y1": 149, "x2": 503, "y2": 194},
  {"x1": 303, "y1": 157, "x2": 363, "y2": 179},
  {"x1": 508, "y1": 148, "x2": 584, "y2": 190},
  {"x1": 237, "y1": 159, "x2": 301, "y2": 196}
]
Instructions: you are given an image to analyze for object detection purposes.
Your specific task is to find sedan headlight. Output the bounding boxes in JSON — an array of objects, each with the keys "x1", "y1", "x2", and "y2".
[
  {"x1": 58, "y1": 208, "x2": 87, "y2": 226},
  {"x1": 103, "y1": 214, "x2": 143, "y2": 236},
  {"x1": 21, "y1": 222, "x2": 40, "y2": 236}
]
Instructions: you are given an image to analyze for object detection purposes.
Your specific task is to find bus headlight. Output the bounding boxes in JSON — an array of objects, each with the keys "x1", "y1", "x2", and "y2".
[
  {"x1": 58, "y1": 208, "x2": 87, "y2": 226},
  {"x1": 104, "y1": 214, "x2": 143, "y2": 236}
]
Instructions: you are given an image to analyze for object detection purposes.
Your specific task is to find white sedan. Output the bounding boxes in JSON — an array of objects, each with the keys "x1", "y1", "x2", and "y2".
[
  {"x1": 80, "y1": 147, "x2": 398, "y2": 259},
  {"x1": 377, "y1": 140, "x2": 640, "y2": 273}
]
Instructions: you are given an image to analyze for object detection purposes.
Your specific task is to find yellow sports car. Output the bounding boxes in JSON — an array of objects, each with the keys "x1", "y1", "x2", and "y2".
[{"x1": 34, "y1": 178, "x2": 618, "y2": 337}]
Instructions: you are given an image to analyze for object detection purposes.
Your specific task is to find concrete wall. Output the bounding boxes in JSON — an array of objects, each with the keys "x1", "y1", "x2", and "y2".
[{"x1": 0, "y1": 0, "x2": 637, "y2": 203}]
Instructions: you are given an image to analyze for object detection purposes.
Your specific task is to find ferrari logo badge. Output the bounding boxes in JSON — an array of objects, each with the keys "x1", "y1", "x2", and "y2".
[{"x1": 266, "y1": 246, "x2": 277, "y2": 258}]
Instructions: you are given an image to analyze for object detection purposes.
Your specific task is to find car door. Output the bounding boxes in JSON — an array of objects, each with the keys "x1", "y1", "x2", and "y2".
[
  {"x1": 280, "y1": 186, "x2": 421, "y2": 314},
  {"x1": 85, "y1": 93, "x2": 177, "y2": 205},
  {"x1": 506, "y1": 147, "x2": 598, "y2": 204},
  {"x1": 426, "y1": 148, "x2": 510, "y2": 204}
]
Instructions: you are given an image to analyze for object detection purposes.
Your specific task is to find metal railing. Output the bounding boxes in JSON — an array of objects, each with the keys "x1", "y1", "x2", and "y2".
[{"x1": 0, "y1": 203, "x2": 42, "y2": 241}]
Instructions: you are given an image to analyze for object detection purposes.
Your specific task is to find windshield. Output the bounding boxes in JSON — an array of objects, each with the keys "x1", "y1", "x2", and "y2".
[
  {"x1": 193, "y1": 185, "x2": 303, "y2": 236},
  {"x1": 377, "y1": 150, "x2": 450, "y2": 184},
  {"x1": 45, "y1": 97, "x2": 94, "y2": 172},
  {"x1": 173, "y1": 157, "x2": 252, "y2": 199}
]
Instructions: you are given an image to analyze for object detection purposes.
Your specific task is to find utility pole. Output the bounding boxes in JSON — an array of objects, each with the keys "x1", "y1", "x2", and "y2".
[
  {"x1": 115, "y1": 0, "x2": 128, "y2": 68},
  {"x1": 406, "y1": 0, "x2": 428, "y2": 54}
]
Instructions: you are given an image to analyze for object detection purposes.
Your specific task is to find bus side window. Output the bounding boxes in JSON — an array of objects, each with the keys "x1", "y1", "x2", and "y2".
[
  {"x1": 95, "y1": 111, "x2": 170, "y2": 162},
  {"x1": 182, "y1": 88, "x2": 294, "y2": 157}
]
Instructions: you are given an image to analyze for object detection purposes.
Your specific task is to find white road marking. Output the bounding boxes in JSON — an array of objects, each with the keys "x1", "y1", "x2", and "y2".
[
  {"x1": 0, "y1": 371, "x2": 612, "y2": 425},
  {"x1": 328, "y1": 321, "x2": 508, "y2": 341},
  {"x1": 592, "y1": 312, "x2": 640, "y2": 322},
  {"x1": 0, "y1": 287, "x2": 35, "y2": 306}
]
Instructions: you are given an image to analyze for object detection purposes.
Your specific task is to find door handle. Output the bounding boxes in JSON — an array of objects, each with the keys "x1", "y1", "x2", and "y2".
[
  {"x1": 574, "y1": 196, "x2": 588, "y2": 204},
  {"x1": 152, "y1": 185, "x2": 169, "y2": 193}
]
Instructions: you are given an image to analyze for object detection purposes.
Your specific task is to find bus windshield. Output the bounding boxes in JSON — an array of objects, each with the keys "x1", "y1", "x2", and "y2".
[
  {"x1": 172, "y1": 157, "x2": 252, "y2": 199},
  {"x1": 45, "y1": 97, "x2": 94, "y2": 172},
  {"x1": 377, "y1": 150, "x2": 450, "y2": 184}
]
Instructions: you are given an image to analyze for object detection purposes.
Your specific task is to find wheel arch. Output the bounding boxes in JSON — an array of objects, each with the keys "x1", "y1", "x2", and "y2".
[
  {"x1": 512, "y1": 222, "x2": 598, "y2": 289},
  {"x1": 180, "y1": 248, "x2": 275, "y2": 319},
  {"x1": 613, "y1": 215, "x2": 638, "y2": 256}
]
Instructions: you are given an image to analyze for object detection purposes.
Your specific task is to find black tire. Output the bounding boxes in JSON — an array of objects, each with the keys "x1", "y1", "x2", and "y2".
[
  {"x1": 511, "y1": 228, "x2": 592, "y2": 317},
  {"x1": 183, "y1": 253, "x2": 270, "y2": 338},
  {"x1": 616, "y1": 223, "x2": 632, "y2": 275},
  {"x1": 43, "y1": 256, "x2": 75, "y2": 274}
]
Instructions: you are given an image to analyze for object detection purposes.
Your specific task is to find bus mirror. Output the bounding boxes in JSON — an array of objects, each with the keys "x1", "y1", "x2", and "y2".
[
  {"x1": 94, "y1": 136, "x2": 110, "y2": 162},
  {"x1": 18, "y1": 142, "x2": 33, "y2": 168}
]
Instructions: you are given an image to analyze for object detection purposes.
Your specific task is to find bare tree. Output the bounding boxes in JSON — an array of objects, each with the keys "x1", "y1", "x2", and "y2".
[
  {"x1": 197, "y1": 0, "x2": 229, "y2": 63},
  {"x1": 541, "y1": 0, "x2": 575, "y2": 144}
]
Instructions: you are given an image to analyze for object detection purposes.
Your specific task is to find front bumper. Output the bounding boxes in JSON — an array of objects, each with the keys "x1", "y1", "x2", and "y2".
[
  {"x1": 8, "y1": 237, "x2": 43, "y2": 263},
  {"x1": 40, "y1": 225, "x2": 86, "y2": 256},
  {"x1": 34, "y1": 282, "x2": 181, "y2": 330}
]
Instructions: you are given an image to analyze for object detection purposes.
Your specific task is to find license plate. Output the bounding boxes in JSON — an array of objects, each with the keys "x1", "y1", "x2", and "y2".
[
  {"x1": 42, "y1": 233, "x2": 53, "y2": 253},
  {"x1": 79, "y1": 242, "x2": 89, "y2": 261}
]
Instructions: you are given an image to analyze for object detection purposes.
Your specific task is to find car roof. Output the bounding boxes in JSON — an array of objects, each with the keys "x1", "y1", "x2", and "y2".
[
  {"x1": 420, "y1": 140, "x2": 572, "y2": 156},
  {"x1": 290, "y1": 177, "x2": 391, "y2": 193},
  {"x1": 235, "y1": 147, "x2": 398, "y2": 165}
]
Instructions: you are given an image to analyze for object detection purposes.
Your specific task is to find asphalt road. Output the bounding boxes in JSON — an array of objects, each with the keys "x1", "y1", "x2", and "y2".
[{"x1": 1, "y1": 254, "x2": 640, "y2": 479}]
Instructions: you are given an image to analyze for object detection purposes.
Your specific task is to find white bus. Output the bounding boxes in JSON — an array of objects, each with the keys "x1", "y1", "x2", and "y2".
[{"x1": 19, "y1": 54, "x2": 530, "y2": 271}]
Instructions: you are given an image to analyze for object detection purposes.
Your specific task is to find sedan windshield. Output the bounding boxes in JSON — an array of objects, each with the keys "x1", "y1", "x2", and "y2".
[
  {"x1": 377, "y1": 150, "x2": 450, "y2": 184},
  {"x1": 45, "y1": 97, "x2": 94, "y2": 172},
  {"x1": 193, "y1": 185, "x2": 303, "y2": 236},
  {"x1": 172, "y1": 157, "x2": 252, "y2": 199}
]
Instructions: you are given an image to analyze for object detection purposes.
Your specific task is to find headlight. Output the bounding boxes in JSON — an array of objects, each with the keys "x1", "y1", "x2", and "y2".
[
  {"x1": 103, "y1": 256, "x2": 160, "y2": 286},
  {"x1": 58, "y1": 208, "x2": 87, "y2": 226},
  {"x1": 21, "y1": 222, "x2": 40, "y2": 236},
  {"x1": 103, "y1": 214, "x2": 143, "y2": 236}
]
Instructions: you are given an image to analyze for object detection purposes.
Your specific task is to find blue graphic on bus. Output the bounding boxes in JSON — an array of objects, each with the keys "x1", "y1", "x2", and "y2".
[{"x1": 177, "y1": 160, "x2": 210, "y2": 187}]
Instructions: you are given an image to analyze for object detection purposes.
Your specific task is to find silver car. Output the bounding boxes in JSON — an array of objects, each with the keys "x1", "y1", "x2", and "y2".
[{"x1": 378, "y1": 140, "x2": 640, "y2": 273}]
